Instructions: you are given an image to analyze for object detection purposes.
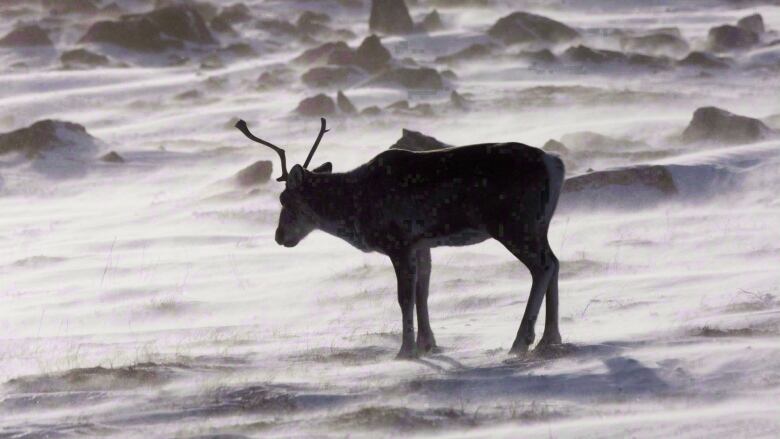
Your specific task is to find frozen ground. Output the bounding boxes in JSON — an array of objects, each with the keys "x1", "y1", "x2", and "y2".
[{"x1": 1, "y1": 0, "x2": 779, "y2": 437}]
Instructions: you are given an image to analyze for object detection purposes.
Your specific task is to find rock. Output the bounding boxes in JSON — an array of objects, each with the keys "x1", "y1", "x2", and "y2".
[
  {"x1": 681, "y1": 106, "x2": 772, "y2": 144},
  {"x1": 0, "y1": 120, "x2": 98, "y2": 159},
  {"x1": 370, "y1": 0, "x2": 414, "y2": 35},
  {"x1": 450, "y1": 90, "x2": 468, "y2": 109},
  {"x1": 236, "y1": 160, "x2": 273, "y2": 186},
  {"x1": 361, "y1": 106, "x2": 382, "y2": 116},
  {"x1": 422, "y1": 10, "x2": 444, "y2": 32},
  {"x1": 100, "y1": 151, "x2": 124, "y2": 163},
  {"x1": 737, "y1": 14, "x2": 764, "y2": 34},
  {"x1": 620, "y1": 32, "x2": 689, "y2": 57},
  {"x1": 302, "y1": 66, "x2": 359, "y2": 88},
  {"x1": 295, "y1": 94, "x2": 337, "y2": 116},
  {"x1": 337, "y1": 90, "x2": 357, "y2": 114},
  {"x1": 678, "y1": 51, "x2": 731, "y2": 69},
  {"x1": 43, "y1": 0, "x2": 99, "y2": 15},
  {"x1": 562, "y1": 45, "x2": 669, "y2": 69},
  {"x1": 79, "y1": 5, "x2": 216, "y2": 52},
  {"x1": 61, "y1": 49, "x2": 110, "y2": 68},
  {"x1": 174, "y1": 89, "x2": 202, "y2": 100},
  {"x1": 353, "y1": 35, "x2": 392, "y2": 72},
  {"x1": 217, "y1": 3, "x2": 252, "y2": 24},
  {"x1": 256, "y1": 19, "x2": 299, "y2": 37},
  {"x1": 387, "y1": 100, "x2": 410, "y2": 111},
  {"x1": 390, "y1": 129, "x2": 450, "y2": 151},
  {"x1": 563, "y1": 165, "x2": 678, "y2": 201},
  {"x1": 221, "y1": 42, "x2": 257, "y2": 57},
  {"x1": 435, "y1": 43, "x2": 492, "y2": 64},
  {"x1": 155, "y1": 0, "x2": 219, "y2": 20},
  {"x1": 488, "y1": 11, "x2": 578, "y2": 46},
  {"x1": 543, "y1": 139, "x2": 569, "y2": 154},
  {"x1": 297, "y1": 11, "x2": 331, "y2": 37},
  {"x1": 707, "y1": 24, "x2": 758, "y2": 52},
  {"x1": 518, "y1": 48, "x2": 557, "y2": 64},
  {"x1": 0, "y1": 25, "x2": 52, "y2": 47},
  {"x1": 295, "y1": 41, "x2": 353, "y2": 65},
  {"x1": 560, "y1": 131, "x2": 648, "y2": 150},
  {"x1": 257, "y1": 67, "x2": 293, "y2": 89},
  {"x1": 371, "y1": 67, "x2": 445, "y2": 90}
]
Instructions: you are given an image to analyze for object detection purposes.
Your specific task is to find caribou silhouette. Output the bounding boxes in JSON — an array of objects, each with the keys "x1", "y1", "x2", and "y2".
[{"x1": 236, "y1": 118, "x2": 565, "y2": 358}]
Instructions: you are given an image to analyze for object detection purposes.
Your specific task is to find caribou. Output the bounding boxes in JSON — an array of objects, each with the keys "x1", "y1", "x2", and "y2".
[{"x1": 235, "y1": 118, "x2": 565, "y2": 358}]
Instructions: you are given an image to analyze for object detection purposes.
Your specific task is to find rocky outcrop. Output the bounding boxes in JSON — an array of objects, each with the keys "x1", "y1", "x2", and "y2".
[
  {"x1": 677, "y1": 51, "x2": 731, "y2": 69},
  {"x1": 435, "y1": 43, "x2": 492, "y2": 64},
  {"x1": 0, "y1": 25, "x2": 52, "y2": 47},
  {"x1": 737, "y1": 13, "x2": 764, "y2": 34},
  {"x1": 488, "y1": 11, "x2": 578, "y2": 46},
  {"x1": 422, "y1": 10, "x2": 444, "y2": 32},
  {"x1": 353, "y1": 35, "x2": 392, "y2": 72},
  {"x1": 61, "y1": 49, "x2": 110, "y2": 68},
  {"x1": 295, "y1": 41, "x2": 354, "y2": 65},
  {"x1": 295, "y1": 94, "x2": 337, "y2": 116},
  {"x1": 0, "y1": 120, "x2": 98, "y2": 159},
  {"x1": 369, "y1": 0, "x2": 414, "y2": 35},
  {"x1": 707, "y1": 24, "x2": 758, "y2": 51},
  {"x1": 389, "y1": 129, "x2": 450, "y2": 151},
  {"x1": 620, "y1": 32, "x2": 689, "y2": 57},
  {"x1": 100, "y1": 151, "x2": 125, "y2": 163},
  {"x1": 562, "y1": 165, "x2": 678, "y2": 209},
  {"x1": 235, "y1": 160, "x2": 273, "y2": 186},
  {"x1": 681, "y1": 106, "x2": 772, "y2": 144},
  {"x1": 337, "y1": 91, "x2": 357, "y2": 114},
  {"x1": 562, "y1": 45, "x2": 670, "y2": 69},
  {"x1": 79, "y1": 5, "x2": 216, "y2": 52},
  {"x1": 370, "y1": 67, "x2": 445, "y2": 90}
]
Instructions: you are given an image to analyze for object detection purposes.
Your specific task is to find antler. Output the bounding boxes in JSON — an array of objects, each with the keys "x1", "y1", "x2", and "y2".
[
  {"x1": 234, "y1": 119, "x2": 289, "y2": 181},
  {"x1": 302, "y1": 118, "x2": 329, "y2": 170}
]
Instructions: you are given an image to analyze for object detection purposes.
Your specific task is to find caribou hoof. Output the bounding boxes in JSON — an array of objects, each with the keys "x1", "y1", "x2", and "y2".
[{"x1": 395, "y1": 347, "x2": 419, "y2": 360}]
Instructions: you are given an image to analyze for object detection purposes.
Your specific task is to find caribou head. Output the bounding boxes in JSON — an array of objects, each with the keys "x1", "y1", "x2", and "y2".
[{"x1": 234, "y1": 118, "x2": 332, "y2": 247}]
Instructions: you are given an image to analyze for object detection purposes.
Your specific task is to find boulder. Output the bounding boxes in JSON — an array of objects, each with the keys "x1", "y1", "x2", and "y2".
[
  {"x1": 295, "y1": 94, "x2": 337, "y2": 116},
  {"x1": 100, "y1": 151, "x2": 125, "y2": 163},
  {"x1": 297, "y1": 10, "x2": 331, "y2": 37},
  {"x1": 390, "y1": 129, "x2": 450, "y2": 151},
  {"x1": 353, "y1": 35, "x2": 392, "y2": 72},
  {"x1": 737, "y1": 13, "x2": 764, "y2": 34},
  {"x1": 235, "y1": 160, "x2": 273, "y2": 186},
  {"x1": 450, "y1": 90, "x2": 468, "y2": 109},
  {"x1": 707, "y1": 24, "x2": 758, "y2": 51},
  {"x1": 43, "y1": 0, "x2": 99, "y2": 15},
  {"x1": 488, "y1": 11, "x2": 578, "y2": 46},
  {"x1": 61, "y1": 49, "x2": 110, "y2": 68},
  {"x1": 369, "y1": 0, "x2": 414, "y2": 35},
  {"x1": 542, "y1": 139, "x2": 569, "y2": 154},
  {"x1": 216, "y1": 3, "x2": 252, "y2": 24},
  {"x1": 422, "y1": 10, "x2": 444, "y2": 32},
  {"x1": 361, "y1": 106, "x2": 382, "y2": 116},
  {"x1": 560, "y1": 131, "x2": 648, "y2": 150},
  {"x1": 302, "y1": 66, "x2": 359, "y2": 88},
  {"x1": 0, "y1": 120, "x2": 98, "y2": 159},
  {"x1": 295, "y1": 41, "x2": 353, "y2": 65},
  {"x1": 337, "y1": 90, "x2": 357, "y2": 114},
  {"x1": 620, "y1": 32, "x2": 689, "y2": 57},
  {"x1": 681, "y1": 106, "x2": 772, "y2": 144},
  {"x1": 677, "y1": 51, "x2": 730, "y2": 69},
  {"x1": 79, "y1": 5, "x2": 216, "y2": 52},
  {"x1": 0, "y1": 25, "x2": 52, "y2": 47},
  {"x1": 562, "y1": 45, "x2": 669, "y2": 69},
  {"x1": 563, "y1": 165, "x2": 678, "y2": 204},
  {"x1": 371, "y1": 67, "x2": 445, "y2": 90},
  {"x1": 435, "y1": 43, "x2": 492, "y2": 64}
]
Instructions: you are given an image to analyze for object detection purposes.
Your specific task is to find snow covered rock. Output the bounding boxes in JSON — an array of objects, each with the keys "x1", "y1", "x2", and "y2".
[
  {"x1": 682, "y1": 107, "x2": 772, "y2": 144},
  {"x1": 369, "y1": 0, "x2": 414, "y2": 35},
  {"x1": 488, "y1": 12, "x2": 578, "y2": 46},
  {"x1": 0, "y1": 120, "x2": 99, "y2": 159},
  {"x1": 235, "y1": 160, "x2": 273, "y2": 186},
  {"x1": 79, "y1": 5, "x2": 216, "y2": 52},
  {"x1": 295, "y1": 94, "x2": 337, "y2": 116},
  {"x1": 0, "y1": 25, "x2": 52, "y2": 47},
  {"x1": 707, "y1": 25, "x2": 758, "y2": 52},
  {"x1": 389, "y1": 129, "x2": 450, "y2": 151}
]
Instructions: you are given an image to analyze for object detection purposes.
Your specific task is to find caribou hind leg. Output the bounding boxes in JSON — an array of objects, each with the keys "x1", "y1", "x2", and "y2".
[
  {"x1": 538, "y1": 262, "x2": 562, "y2": 347},
  {"x1": 415, "y1": 248, "x2": 438, "y2": 353},
  {"x1": 494, "y1": 229, "x2": 559, "y2": 354}
]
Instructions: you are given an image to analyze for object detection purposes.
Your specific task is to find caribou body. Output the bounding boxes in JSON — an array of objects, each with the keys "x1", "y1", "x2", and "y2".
[{"x1": 236, "y1": 119, "x2": 564, "y2": 358}]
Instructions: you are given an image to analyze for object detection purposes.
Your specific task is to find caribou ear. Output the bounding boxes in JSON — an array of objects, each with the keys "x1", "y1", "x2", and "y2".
[
  {"x1": 312, "y1": 162, "x2": 332, "y2": 173},
  {"x1": 288, "y1": 164, "x2": 305, "y2": 189}
]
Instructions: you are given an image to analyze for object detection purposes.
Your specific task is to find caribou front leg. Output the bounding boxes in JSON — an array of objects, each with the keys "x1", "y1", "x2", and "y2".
[
  {"x1": 391, "y1": 250, "x2": 418, "y2": 359},
  {"x1": 415, "y1": 248, "x2": 438, "y2": 353}
]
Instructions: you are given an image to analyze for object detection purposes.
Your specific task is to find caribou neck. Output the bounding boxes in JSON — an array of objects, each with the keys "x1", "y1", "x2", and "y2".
[{"x1": 305, "y1": 172, "x2": 365, "y2": 246}]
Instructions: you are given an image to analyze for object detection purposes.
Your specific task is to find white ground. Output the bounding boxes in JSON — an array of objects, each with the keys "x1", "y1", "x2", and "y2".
[{"x1": 1, "y1": 1, "x2": 779, "y2": 438}]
